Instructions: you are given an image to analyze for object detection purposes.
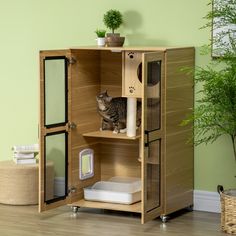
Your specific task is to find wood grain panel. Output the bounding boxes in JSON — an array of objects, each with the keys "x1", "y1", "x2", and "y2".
[
  {"x1": 165, "y1": 48, "x2": 195, "y2": 64},
  {"x1": 70, "y1": 50, "x2": 101, "y2": 139},
  {"x1": 100, "y1": 85, "x2": 122, "y2": 97},
  {"x1": 166, "y1": 148, "x2": 193, "y2": 175},
  {"x1": 166, "y1": 85, "x2": 193, "y2": 112},
  {"x1": 164, "y1": 48, "x2": 194, "y2": 217},
  {"x1": 71, "y1": 46, "x2": 167, "y2": 51},
  {"x1": 164, "y1": 190, "x2": 193, "y2": 215},
  {"x1": 40, "y1": 50, "x2": 70, "y2": 58},
  {"x1": 70, "y1": 50, "x2": 101, "y2": 204},
  {"x1": 71, "y1": 123, "x2": 101, "y2": 147},
  {"x1": 165, "y1": 130, "x2": 193, "y2": 214},
  {"x1": 71, "y1": 199, "x2": 141, "y2": 213},
  {"x1": 100, "y1": 51, "x2": 122, "y2": 86},
  {"x1": 83, "y1": 130, "x2": 141, "y2": 140},
  {"x1": 166, "y1": 109, "x2": 192, "y2": 135},
  {"x1": 71, "y1": 85, "x2": 100, "y2": 112},
  {"x1": 165, "y1": 167, "x2": 193, "y2": 195},
  {"x1": 72, "y1": 107, "x2": 100, "y2": 125},
  {"x1": 100, "y1": 141, "x2": 141, "y2": 180},
  {"x1": 123, "y1": 51, "x2": 143, "y2": 97},
  {"x1": 166, "y1": 62, "x2": 194, "y2": 88},
  {"x1": 100, "y1": 50, "x2": 122, "y2": 98},
  {"x1": 71, "y1": 50, "x2": 100, "y2": 88}
]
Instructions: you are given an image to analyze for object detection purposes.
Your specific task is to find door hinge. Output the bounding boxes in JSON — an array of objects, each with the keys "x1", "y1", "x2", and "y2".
[
  {"x1": 67, "y1": 57, "x2": 76, "y2": 65},
  {"x1": 144, "y1": 130, "x2": 149, "y2": 146},
  {"x1": 68, "y1": 186, "x2": 77, "y2": 195},
  {"x1": 68, "y1": 122, "x2": 77, "y2": 129}
]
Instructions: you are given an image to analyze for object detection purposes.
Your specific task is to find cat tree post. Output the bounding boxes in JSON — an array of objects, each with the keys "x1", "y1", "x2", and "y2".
[{"x1": 127, "y1": 97, "x2": 137, "y2": 137}]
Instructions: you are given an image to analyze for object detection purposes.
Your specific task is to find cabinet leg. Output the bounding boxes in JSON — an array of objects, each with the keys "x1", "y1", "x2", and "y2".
[
  {"x1": 160, "y1": 215, "x2": 169, "y2": 223},
  {"x1": 71, "y1": 206, "x2": 79, "y2": 213}
]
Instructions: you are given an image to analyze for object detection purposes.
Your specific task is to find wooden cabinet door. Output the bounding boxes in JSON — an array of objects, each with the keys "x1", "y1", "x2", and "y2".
[
  {"x1": 39, "y1": 50, "x2": 73, "y2": 212},
  {"x1": 141, "y1": 51, "x2": 165, "y2": 223}
]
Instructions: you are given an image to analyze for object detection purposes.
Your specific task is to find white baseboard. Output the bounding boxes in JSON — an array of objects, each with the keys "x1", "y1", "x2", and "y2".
[
  {"x1": 194, "y1": 190, "x2": 221, "y2": 213},
  {"x1": 54, "y1": 177, "x2": 65, "y2": 197}
]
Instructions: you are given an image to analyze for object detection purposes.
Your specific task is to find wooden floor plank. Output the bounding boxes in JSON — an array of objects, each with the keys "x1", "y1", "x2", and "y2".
[{"x1": 0, "y1": 204, "x2": 225, "y2": 236}]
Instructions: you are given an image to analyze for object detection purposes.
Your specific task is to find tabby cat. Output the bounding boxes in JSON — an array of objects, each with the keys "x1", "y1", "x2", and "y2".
[{"x1": 96, "y1": 91, "x2": 141, "y2": 133}]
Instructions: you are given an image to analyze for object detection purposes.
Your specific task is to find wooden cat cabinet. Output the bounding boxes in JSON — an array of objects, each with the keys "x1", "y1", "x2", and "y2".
[{"x1": 39, "y1": 46, "x2": 194, "y2": 224}]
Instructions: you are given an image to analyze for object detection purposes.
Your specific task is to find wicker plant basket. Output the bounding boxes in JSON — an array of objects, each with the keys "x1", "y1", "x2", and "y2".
[{"x1": 218, "y1": 185, "x2": 236, "y2": 234}]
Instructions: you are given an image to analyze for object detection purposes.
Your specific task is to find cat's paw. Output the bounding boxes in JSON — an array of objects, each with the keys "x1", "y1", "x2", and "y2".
[
  {"x1": 113, "y1": 130, "x2": 119, "y2": 134},
  {"x1": 100, "y1": 127, "x2": 103, "y2": 131},
  {"x1": 120, "y1": 128, "x2": 127, "y2": 133}
]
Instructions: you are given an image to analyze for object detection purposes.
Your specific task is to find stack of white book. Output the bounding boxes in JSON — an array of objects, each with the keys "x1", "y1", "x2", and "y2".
[{"x1": 12, "y1": 144, "x2": 39, "y2": 164}]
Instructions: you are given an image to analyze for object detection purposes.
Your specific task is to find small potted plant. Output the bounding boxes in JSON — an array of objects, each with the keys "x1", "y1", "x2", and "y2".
[
  {"x1": 95, "y1": 29, "x2": 106, "y2": 46},
  {"x1": 103, "y1": 9, "x2": 125, "y2": 47}
]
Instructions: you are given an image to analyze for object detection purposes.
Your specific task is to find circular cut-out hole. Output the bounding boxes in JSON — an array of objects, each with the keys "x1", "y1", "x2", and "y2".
[
  {"x1": 137, "y1": 62, "x2": 160, "y2": 86},
  {"x1": 137, "y1": 63, "x2": 142, "y2": 83}
]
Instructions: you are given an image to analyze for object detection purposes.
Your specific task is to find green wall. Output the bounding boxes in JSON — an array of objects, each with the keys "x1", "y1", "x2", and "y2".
[{"x1": 0, "y1": 0, "x2": 235, "y2": 191}]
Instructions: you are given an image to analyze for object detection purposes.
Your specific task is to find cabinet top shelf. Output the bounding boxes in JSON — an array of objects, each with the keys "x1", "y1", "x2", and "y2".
[
  {"x1": 70, "y1": 46, "x2": 170, "y2": 51},
  {"x1": 83, "y1": 130, "x2": 141, "y2": 140},
  {"x1": 40, "y1": 46, "x2": 194, "y2": 53}
]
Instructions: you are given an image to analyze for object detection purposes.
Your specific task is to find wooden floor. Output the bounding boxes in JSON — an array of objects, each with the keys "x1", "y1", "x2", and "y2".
[{"x1": 0, "y1": 204, "x2": 225, "y2": 236}]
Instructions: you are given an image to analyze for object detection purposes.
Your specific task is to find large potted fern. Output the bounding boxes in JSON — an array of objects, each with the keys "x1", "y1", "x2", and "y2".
[{"x1": 183, "y1": 0, "x2": 236, "y2": 233}]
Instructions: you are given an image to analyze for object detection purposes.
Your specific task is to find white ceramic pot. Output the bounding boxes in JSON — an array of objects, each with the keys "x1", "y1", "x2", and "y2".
[{"x1": 96, "y1": 37, "x2": 105, "y2": 46}]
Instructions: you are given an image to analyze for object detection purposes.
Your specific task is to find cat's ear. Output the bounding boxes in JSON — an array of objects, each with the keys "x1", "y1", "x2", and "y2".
[{"x1": 105, "y1": 90, "x2": 108, "y2": 95}]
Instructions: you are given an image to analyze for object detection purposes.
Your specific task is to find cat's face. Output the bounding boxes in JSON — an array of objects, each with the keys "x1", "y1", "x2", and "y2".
[{"x1": 96, "y1": 91, "x2": 112, "y2": 110}]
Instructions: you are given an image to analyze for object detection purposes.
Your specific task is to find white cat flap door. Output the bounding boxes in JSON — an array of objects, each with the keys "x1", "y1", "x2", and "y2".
[{"x1": 79, "y1": 149, "x2": 94, "y2": 180}]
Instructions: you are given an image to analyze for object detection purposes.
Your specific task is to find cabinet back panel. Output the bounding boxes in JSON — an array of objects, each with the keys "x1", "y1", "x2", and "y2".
[
  {"x1": 71, "y1": 124, "x2": 101, "y2": 147},
  {"x1": 100, "y1": 140, "x2": 141, "y2": 180},
  {"x1": 100, "y1": 51, "x2": 122, "y2": 97}
]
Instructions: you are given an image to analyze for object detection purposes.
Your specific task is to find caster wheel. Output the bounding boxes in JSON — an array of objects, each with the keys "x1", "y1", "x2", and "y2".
[
  {"x1": 160, "y1": 215, "x2": 168, "y2": 223},
  {"x1": 71, "y1": 206, "x2": 79, "y2": 213},
  {"x1": 186, "y1": 205, "x2": 194, "y2": 212}
]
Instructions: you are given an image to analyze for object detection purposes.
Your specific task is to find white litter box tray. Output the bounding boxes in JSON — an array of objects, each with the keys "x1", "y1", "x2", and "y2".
[{"x1": 84, "y1": 177, "x2": 141, "y2": 205}]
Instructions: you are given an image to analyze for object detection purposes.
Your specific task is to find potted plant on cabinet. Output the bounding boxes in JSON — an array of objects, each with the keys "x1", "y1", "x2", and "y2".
[
  {"x1": 103, "y1": 9, "x2": 125, "y2": 47},
  {"x1": 182, "y1": 0, "x2": 236, "y2": 234},
  {"x1": 95, "y1": 29, "x2": 106, "y2": 46}
]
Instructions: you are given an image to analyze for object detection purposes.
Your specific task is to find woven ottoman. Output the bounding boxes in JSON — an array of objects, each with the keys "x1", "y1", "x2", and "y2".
[{"x1": 0, "y1": 160, "x2": 54, "y2": 205}]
